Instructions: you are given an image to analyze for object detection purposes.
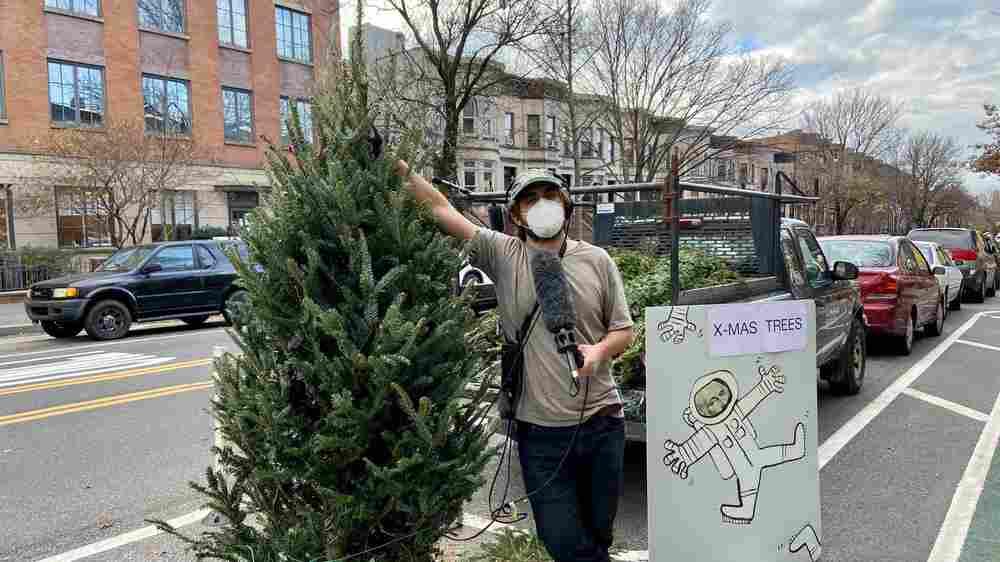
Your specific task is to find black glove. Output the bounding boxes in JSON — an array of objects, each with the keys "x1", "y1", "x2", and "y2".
[{"x1": 368, "y1": 126, "x2": 383, "y2": 160}]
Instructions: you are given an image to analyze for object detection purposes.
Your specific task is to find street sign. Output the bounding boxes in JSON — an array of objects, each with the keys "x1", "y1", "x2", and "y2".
[{"x1": 646, "y1": 301, "x2": 821, "y2": 562}]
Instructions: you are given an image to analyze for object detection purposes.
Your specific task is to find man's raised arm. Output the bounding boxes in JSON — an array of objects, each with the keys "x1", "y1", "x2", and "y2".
[{"x1": 395, "y1": 160, "x2": 478, "y2": 241}]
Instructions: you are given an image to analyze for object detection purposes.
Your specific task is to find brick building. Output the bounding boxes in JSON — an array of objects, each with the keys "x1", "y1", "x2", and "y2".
[{"x1": 0, "y1": 0, "x2": 339, "y2": 257}]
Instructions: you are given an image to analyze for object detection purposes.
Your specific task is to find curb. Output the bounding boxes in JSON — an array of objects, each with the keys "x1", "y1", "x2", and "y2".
[
  {"x1": 0, "y1": 291, "x2": 27, "y2": 305},
  {"x1": 0, "y1": 323, "x2": 40, "y2": 338}
]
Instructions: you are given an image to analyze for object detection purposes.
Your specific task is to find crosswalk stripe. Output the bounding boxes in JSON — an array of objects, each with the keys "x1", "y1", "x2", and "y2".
[
  {"x1": 0, "y1": 351, "x2": 175, "y2": 388},
  {"x1": 0, "y1": 349, "x2": 106, "y2": 368}
]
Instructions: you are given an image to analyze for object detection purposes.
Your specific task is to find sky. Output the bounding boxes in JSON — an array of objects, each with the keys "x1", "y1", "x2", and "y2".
[{"x1": 340, "y1": 0, "x2": 1000, "y2": 196}]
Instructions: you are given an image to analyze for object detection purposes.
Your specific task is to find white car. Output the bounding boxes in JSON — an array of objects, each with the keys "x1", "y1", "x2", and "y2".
[{"x1": 915, "y1": 241, "x2": 963, "y2": 313}]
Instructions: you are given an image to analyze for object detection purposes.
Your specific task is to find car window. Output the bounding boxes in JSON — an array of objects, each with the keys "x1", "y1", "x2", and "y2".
[
  {"x1": 899, "y1": 243, "x2": 919, "y2": 274},
  {"x1": 937, "y1": 248, "x2": 953, "y2": 266},
  {"x1": 915, "y1": 243, "x2": 934, "y2": 265},
  {"x1": 149, "y1": 245, "x2": 195, "y2": 271},
  {"x1": 781, "y1": 232, "x2": 806, "y2": 291},
  {"x1": 196, "y1": 245, "x2": 217, "y2": 269},
  {"x1": 908, "y1": 229, "x2": 975, "y2": 249},
  {"x1": 910, "y1": 242, "x2": 932, "y2": 274},
  {"x1": 98, "y1": 246, "x2": 155, "y2": 272},
  {"x1": 795, "y1": 229, "x2": 829, "y2": 286},
  {"x1": 820, "y1": 239, "x2": 894, "y2": 267}
]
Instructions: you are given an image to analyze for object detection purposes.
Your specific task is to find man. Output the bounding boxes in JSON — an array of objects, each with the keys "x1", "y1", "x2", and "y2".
[{"x1": 394, "y1": 161, "x2": 634, "y2": 562}]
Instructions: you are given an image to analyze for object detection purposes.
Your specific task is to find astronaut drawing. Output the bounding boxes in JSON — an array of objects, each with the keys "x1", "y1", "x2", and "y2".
[
  {"x1": 662, "y1": 365, "x2": 807, "y2": 525},
  {"x1": 657, "y1": 306, "x2": 701, "y2": 344}
]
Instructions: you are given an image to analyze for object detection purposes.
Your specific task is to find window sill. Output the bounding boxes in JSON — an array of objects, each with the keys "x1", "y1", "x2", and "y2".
[
  {"x1": 139, "y1": 27, "x2": 190, "y2": 41},
  {"x1": 145, "y1": 132, "x2": 192, "y2": 140},
  {"x1": 220, "y1": 43, "x2": 252, "y2": 54},
  {"x1": 43, "y1": 7, "x2": 104, "y2": 24},
  {"x1": 51, "y1": 123, "x2": 106, "y2": 132},
  {"x1": 277, "y1": 56, "x2": 314, "y2": 68},
  {"x1": 0, "y1": 119, "x2": 7, "y2": 126},
  {"x1": 225, "y1": 140, "x2": 257, "y2": 148}
]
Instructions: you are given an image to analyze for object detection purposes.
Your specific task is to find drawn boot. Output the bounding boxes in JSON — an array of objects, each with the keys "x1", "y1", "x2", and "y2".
[
  {"x1": 721, "y1": 480, "x2": 758, "y2": 525},
  {"x1": 789, "y1": 524, "x2": 822, "y2": 561},
  {"x1": 784, "y1": 423, "x2": 806, "y2": 462}
]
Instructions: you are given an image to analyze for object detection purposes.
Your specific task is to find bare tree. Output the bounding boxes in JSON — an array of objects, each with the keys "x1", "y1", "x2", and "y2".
[
  {"x1": 800, "y1": 88, "x2": 904, "y2": 234},
  {"x1": 587, "y1": 0, "x2": 794, "y2": 183},
  {"x1": 893, "y1": 131, "x2": 965, "y2": 229},
  {"x1": 380, "y1": 0, "x2": 555, "y2": 179},
  {"x1": 15, "y1": 118, "x2": 206, "y2": 248}
]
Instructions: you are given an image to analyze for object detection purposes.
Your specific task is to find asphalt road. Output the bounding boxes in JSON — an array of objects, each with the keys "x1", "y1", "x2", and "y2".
[{"x1": 1, "y1": 304, "x2": 999, "y2": 561}]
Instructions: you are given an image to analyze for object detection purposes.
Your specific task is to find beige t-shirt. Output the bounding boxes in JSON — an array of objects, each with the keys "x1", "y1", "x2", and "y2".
[{"x1": 469, "y1": 228, "x2": 634, "y2": 427}]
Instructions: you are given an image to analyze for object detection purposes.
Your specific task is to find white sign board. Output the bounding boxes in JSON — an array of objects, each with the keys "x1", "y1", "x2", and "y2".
[
  {"x1": 646, "y1": 301, "x2": 821, "y2": 562},
  {"x1": 597, "y1": 202, "x2": 616, "y2": 214}
]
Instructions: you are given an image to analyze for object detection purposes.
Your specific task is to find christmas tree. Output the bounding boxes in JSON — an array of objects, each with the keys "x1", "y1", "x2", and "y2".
[{"x1": 153, "y1": 15, "x2": 495, "y2": 562}]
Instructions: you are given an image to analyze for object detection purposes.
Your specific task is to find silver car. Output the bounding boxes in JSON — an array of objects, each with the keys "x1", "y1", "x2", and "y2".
[{"x1": 914, "y1": 241, "x2": 964, "y2": 313}]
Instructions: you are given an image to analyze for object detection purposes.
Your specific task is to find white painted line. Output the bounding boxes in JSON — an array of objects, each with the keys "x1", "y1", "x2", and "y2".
[
  {"x1": 36, "y1": 508, "x2": 210, "y2": 562},
  {"x1": 0, "y1": 357, "x2": 174, "y2": 388},
  {"x1": 901, "y1": 388, "x2": 991, "y2": 423},
  {"x1": 818, "y1": 312, "x2": 988, "y2": 470},
  {"x1": 613, "y1": 551, "x2": 649, "y2": 562},
  {"x1": 926, "y1": 389, "x2": 1000, "y2": 562},
  {"x1": 0, "y1": 349, "x2": 106, "y2": 368},
  {"x1": 0, "y1": 323, "x2": 34, "y2": 329},
  {"x1": 0, "y1": 328, "x2": 226, "y2": 360},
  {"x1": 955, "y1": 339, "x2": 1000, "y2": 353}
]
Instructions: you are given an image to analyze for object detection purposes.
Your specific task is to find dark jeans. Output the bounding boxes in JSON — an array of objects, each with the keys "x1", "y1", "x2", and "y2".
[{"x1": 517, "y1": 415, "x2": 626, "y2": 562}]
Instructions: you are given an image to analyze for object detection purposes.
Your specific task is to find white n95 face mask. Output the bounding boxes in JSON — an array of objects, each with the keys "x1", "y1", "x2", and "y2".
[{"x1": 525, "y1": 198, "x2": 566, "y2": 239}]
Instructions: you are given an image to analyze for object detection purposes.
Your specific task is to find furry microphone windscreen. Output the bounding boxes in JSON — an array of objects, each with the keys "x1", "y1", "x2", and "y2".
[{"x1": 530, "y1": 249, "x2": 576, "y2": 333}]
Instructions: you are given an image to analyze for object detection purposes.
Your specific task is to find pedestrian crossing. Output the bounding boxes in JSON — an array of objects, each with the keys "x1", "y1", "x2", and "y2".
[{"x1": 0, "y1": 350, "x2": 174, "y2": 389}]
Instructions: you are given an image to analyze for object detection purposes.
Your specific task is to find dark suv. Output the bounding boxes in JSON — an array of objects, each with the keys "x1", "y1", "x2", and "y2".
[
  {"x1": 25, "y1": 240, "x2": 250, "y2": 340},
  {"x1": 908, "y1": 228, "x2": 998, "y2": 303}
]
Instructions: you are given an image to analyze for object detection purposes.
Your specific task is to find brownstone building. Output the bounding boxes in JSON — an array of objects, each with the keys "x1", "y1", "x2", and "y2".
[{"x1": 0, "y1": 0, "x2": 339, "y2": 255}]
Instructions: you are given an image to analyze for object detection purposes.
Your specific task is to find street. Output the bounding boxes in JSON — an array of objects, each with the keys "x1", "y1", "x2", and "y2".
[{"x1": 1, "y1": 307, "x2": 1000, "y2": 561}]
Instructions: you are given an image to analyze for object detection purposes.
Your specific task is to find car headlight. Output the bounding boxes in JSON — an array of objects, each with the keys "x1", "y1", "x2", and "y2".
[{"x1": 52, "y1": 288, "x2": 79, "y2": 299}]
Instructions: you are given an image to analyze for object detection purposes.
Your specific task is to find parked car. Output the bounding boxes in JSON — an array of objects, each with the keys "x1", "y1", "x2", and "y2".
[
  {"x1": 907, "y1": 228, "x2": 997, "y2": 303},
  {"x1": 457, "y1": 262, "x2": 496, "y2": 314},
  {"x1": 819, "y1": 235, "x2": 944, "y2": 355},
  {"x1": 24, "y1": 240, "x2": 251, "y2": 341},
  {"x1": 913, "y1": 241, "x2": 964, "y2": 314}
]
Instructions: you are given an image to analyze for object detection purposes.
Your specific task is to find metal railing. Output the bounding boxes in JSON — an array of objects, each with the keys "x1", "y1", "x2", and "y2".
[{"x1": 0, "y1": 265, "x2": 55, "y2": 291}]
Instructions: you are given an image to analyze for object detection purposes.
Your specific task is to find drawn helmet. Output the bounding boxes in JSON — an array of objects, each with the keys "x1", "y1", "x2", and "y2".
[{"x1": 689, "y1": 370, "x2": 739, "y2": 425}]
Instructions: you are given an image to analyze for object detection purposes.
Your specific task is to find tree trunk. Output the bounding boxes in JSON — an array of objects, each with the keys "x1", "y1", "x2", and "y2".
[{"x1": 436, "y1": 98, "x2": 460, "y2": 181}]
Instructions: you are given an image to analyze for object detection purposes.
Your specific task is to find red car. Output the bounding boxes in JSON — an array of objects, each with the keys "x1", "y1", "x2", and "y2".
[{"x1": 818, "y1": 235, "x2": 945, "y2": 355}]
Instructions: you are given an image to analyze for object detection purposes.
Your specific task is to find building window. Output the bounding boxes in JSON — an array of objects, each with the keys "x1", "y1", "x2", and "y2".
[
  {"x1": 275, "y1": 6, "x2": 311, "y2": 63},
  {"x1": 46, "y1": 0, "x2": 100, "y2": 16},
  {"x1": 143, "y1": 75, "x2": 191, "y2": 135},
  {"x1": 280, "y1": 96, "x2": 313, "y2": 144},
  {"x1": 527, "y1": 114, "x2": 540, "y2": 148},
  {"x1": 581, "y1": 128, "x2": 594, "y2": 157},
  {"x1": 504, "y1": 166, "x2": 517, "y2": 190},
  {"x1": 503, "y1": 113, "x2": 514, "y2": 145},
  {"x1": 56, "y1": 188, "x2": 113, "y2": 248},
  {"x1": 48, "y1": 61, "x2": 104, "y2": 127},
  {"x1": 151, "y1": 190, "x2": 196, "y2": 241},
  {"x1": 138, "y1": 0, "x2": 184, "y2": 33},
  {"x1": 222, "y1": 87, "x2": 253, "y2": 143},
  {"x1": 463, "y1": 160, "x2": 477, "y2": 189},
  {"x1": 610, "y1": 137, "x2": 616, "y2": 162},
  {"x1": 0, "y1": 52, "x2": 6, "y2": 121},
  {"x1": 598, "y1": 129, "x2": 606, "y2": 159},
  {"x1": 217, "y1": 0, "x2": 248, "y2": 48},
  {"x1": 463, "y1": 102, "x2": 476, "y2": 135}
]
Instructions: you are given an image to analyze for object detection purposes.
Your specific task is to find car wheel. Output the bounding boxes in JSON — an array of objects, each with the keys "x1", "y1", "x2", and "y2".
[
  {"x1": 972, "y1": 275, "x2": 987, "y2": 303},
  {"x1": 181, "y1": 315, "x2": 211, "y2": 326},
  {"x1": 830, "y1": 315, "x2": 866, "y2": 395},
  {"x1": 84, "y1": 300, "x2": 132, "y2": 341},
  {"x1": 40, "y1": 320, "x2": 83, "y2": 339},
  {"x1": 461, "y1": 272, "x2": 484, "y2": 287},
  {"x1": 223, "y1": 290, "x2": 249, "y2": 326},
  {"x1": 949, "y1": 288, "x2": 962, "y2": 311},
  {"x1": 926, "y1": 299, "x2": 944, "y2": 337},
  {"x1": 898, "y1": 311, "x2": 915, "y2": 356}
]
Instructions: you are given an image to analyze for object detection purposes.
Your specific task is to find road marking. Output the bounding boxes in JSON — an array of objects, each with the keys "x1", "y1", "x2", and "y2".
[
  {"x1": 0, "y1": 349, "x2": 106, "y2": 368},
  {"x1": 0, "y1": 328, "x2": 227, "y2": 361},
  {"x1": 926, "y1": 389, "x2": 1000, "y2": 562},
  {"x1": 955, "y1": 339, "x2": 1000, "y2": 353},
  {"x1": 0, "y1": 358, "x2": 212, "y2": 397},
  {"x1": 0, "y1": 381, "x2": 213, "y2": 426},
  {"x1": 818, "y1": 311, "x2": 997, "y2": 470},
  {"x1": 901, "y1": 388, "x2": 991, "y2": 423},
  {"x1": 0, "y1": 352, "x2": 173, "y2": 387},
  {"x1": 36, "y1": 508, "x2": 211, "y2": 562}
]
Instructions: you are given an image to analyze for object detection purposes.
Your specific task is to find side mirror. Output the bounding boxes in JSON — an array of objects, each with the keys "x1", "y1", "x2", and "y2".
[
  {"x1": 141, "y1": 263, "x2": 163, "y2": 275},
  {"x1": 832, "y1": 261, "x2": 859, "y2": 281},
  {"x1": 933, "y1": 266, "x2": 946, "y2": 275}
]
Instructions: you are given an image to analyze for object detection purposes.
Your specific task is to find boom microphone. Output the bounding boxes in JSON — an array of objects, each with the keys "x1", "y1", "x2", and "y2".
[{"x1": 531, "y1": 249, "x2": 585, "y2": 387}]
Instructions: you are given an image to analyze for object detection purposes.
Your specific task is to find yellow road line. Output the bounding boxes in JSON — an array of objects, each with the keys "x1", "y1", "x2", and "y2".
[
  {"x1": 0, "y1": 358, "x2": 213, "y2": 397},
  {"x1": 0, "y1": 381, "x2": 214, "y2": 427}
]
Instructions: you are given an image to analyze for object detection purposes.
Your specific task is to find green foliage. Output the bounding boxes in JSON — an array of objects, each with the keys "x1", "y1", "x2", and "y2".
[
  {"x1": 150, "y1": 15, "x2": 493, "y2": 561},
  {"x1": 611, "y1": 248, "x2": 740, "y2": 387},
  {"x1": 461, "y1": 530, "x2": 553, "y2": 562},
  {"x1": 192, "y1": 226, "x2": 231, "y2": 239},
  {"x1": 2, "y1": 245, "x2": 72, "y2": 276}
]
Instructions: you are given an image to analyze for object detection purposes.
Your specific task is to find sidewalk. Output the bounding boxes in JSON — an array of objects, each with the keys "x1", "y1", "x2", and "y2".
[
  {"x1": 958, "y1": 435, "x2": 1000, "y2": 562},
  {"x1": 0, "y1": 301, "x2": 37, "y2": 337}
]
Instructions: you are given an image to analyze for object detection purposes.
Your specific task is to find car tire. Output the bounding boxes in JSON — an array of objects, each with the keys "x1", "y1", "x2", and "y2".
[
  {"x1": 40, "y1": 320, "x2": 83, "y2": 339},
  {"x1": 972, "y1": 275, "x2": 987, "y2": 303},
  {"x1": 926, "y1": 299, "x2": 944, "y2": 337},
  {"x1": 223, "y1": 290, "x2": 249, "y2": 326},
  {"x1": 461, "y1": 271, "x2": 484, "y2": 287},
  {"x1": 898, "y1": 311, "x2": 915, "y2": 356},
  {"x1": 181, "y1": 315, "x2": 211, "y2": 326},
  {"x1": 84, "y1": 300, "x2": 132, "y2": 341},
  {"x1": 949, "y1": 289, "x2": 962, "y2": 311},
  {"x1": 830, "y1": 315, "x2": 866, "y2": 396}
]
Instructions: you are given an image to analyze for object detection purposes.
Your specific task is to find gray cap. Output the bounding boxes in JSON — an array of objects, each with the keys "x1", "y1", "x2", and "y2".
[{"x1": 507, "y1": 169, "x2": 565, "y2": 212}]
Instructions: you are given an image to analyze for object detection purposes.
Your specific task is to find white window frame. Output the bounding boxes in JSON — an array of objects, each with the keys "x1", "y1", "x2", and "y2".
[
  {"x1": 142, "y1": 74, "x2": 191, "y2": 135},
  {"x1": 217, "y1": 0, "x2": 248, "y2": 48},
  {"x1": 275, "y1": 6, "x2": 312, "y2": 63},
  {"x1": 46, "y1": 0, "x2": 100, "y2": 16},
  {"x1": 222, "y1": 87, "x2": 254, "y2": 143},
  {"x1": 48, "y1": 60, "x2": 105, "y2": 127},
  {"x1": 546, "y1": 115, "x2": 557, "y2": 149},
  {"x1": 503, "y1": 112, "x2": 515, "y2": 145}
]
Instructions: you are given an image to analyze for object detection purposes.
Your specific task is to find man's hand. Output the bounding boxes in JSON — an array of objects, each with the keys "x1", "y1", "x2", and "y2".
[
  {"x1": 393, "y1": 160, "x2": 477, "y2": 241},
  {"x1": 576, "y1": 343, "x2": 605, "y2": 377},
  {"x1": 394, "y1": 159, "x2": 410, "y2": 178},
  {"x1": 759, "y1": 365, "x2": 785, "y2": 394},
  {"x1": 663, "y1": 440, "x2": 690, "y2": 479}
]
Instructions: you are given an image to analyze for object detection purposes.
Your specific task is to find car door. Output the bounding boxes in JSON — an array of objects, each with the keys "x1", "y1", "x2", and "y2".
[
  {"x1": 133, "y1": 245, "x2": 202, "y2": 316},
  {"x1": 794, "y1": 228, "x2": 852, "y2": 366},
  {"x1": 937, "y1": 247, "x2": 963, "y2": 303},
  {"x1": 908, "y1": 240, "x2": 939, "y2": 320},
  {"x1": 896, "y1": 241, "x2": 922, "y2": 325},
  {"x1": 192, "y1": 244, "x2": 228, "y2": 312}
]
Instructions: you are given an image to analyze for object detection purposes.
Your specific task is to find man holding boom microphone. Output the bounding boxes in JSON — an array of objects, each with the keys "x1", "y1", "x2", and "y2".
[{"x1": 395, "y1": 160, "x2": 635, "y2": 562}]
